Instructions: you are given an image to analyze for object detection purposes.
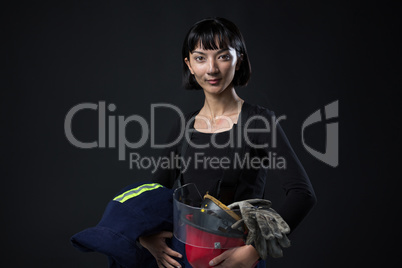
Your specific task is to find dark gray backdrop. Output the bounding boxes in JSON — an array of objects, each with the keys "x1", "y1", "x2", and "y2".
[{"x1": 2, "y1": 0, "x2": 400, "y2": 267}]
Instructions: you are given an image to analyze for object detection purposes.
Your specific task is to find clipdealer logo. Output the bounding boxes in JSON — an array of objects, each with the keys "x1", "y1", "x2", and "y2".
[
  {"x1": 64, "y1": 100, "x2": 339, "y2": 169},
  {"x1": 301, "y1": 100, "x2": 339, "y2": 167}
]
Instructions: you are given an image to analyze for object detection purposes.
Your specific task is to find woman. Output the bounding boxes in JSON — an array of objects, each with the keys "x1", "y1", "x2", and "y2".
[{"x1": 140, "y1": 17, "x2": 317, "y2": 268}]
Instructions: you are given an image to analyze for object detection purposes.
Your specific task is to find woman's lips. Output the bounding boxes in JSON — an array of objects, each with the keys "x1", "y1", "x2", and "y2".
[{"x1": 207, "y1": 79, "x2": 221, "y2": 85}]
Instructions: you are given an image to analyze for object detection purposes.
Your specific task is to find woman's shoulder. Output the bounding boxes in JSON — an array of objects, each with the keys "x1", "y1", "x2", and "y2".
[
  {"x1": 184, "y1": 109, "x2": 200, "y2": 120},
  {"x1": 242, "y1": 102, "x2": 276, "y2": 119},
  {"x1": 166, "y1": 109, "x2": 200, "y2": 134},
  {"x1": 168, "y1": 109, "x2": 199, "y2": 125}
]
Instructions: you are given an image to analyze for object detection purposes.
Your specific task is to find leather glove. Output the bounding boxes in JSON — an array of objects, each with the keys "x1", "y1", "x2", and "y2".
[{"x1": 228, "y1": 199, "x2": 291, "y2": 259}]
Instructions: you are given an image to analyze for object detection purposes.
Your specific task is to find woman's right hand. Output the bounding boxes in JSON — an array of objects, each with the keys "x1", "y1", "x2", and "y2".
[{"x1": 139, "y1": 231, "x2": 182, "y2": 268}]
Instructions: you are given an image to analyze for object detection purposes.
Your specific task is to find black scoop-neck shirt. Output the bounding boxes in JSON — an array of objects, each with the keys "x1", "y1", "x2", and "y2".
[{"x1": 152, "y1": 102, "x2": 317, "y2": 232}]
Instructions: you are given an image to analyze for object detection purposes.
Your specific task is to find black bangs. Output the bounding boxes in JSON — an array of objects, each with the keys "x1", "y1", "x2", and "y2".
[{"x1": 187, "y1": 22, "x2": 231, "y2": 52}]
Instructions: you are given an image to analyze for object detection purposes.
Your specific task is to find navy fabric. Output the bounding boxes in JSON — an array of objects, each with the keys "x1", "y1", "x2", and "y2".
[{"x1": 71, "y1": 181, "x2": 174, "y2": 268}]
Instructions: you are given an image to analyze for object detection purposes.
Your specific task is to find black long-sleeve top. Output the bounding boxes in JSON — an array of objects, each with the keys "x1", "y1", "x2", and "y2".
[{"x1": 152, "y1": 102, "x2": 317, "y2": 233}]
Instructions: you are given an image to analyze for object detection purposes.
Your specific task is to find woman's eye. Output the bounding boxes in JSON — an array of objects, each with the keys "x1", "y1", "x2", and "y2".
[
  {"x1": 219, "y1": 54, "x2": 231, "y2": 60},
  {"x1": 195, "y1": 56, "x2": 205, "y2": 61}
]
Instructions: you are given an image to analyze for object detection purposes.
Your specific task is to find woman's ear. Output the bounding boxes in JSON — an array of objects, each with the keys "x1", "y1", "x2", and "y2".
[
  {"x1": 184, "y1": 57, "x2": 194, "y2": 74},
  {"x1": 235, "y1": 54, "x2": 244, "y2": 71}
]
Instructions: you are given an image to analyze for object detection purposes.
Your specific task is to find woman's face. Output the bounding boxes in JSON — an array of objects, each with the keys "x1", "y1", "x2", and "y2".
[{"x1": 185, "y1": 43, "x2": 241, "y2": 94}]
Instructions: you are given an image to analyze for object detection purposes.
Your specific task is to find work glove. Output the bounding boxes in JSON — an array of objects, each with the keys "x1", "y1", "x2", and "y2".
[{"x1": 228, "y1": 199, "x2": 291, "y2": 259}]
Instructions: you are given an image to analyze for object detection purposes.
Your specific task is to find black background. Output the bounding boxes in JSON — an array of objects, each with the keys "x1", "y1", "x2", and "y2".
[{"x1": 2, "y1": 0, "x2": 401, "y2": 267}]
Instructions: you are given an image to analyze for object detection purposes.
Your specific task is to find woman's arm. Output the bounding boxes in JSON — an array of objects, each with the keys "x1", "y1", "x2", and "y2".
[
  {"x1": 144, "y1": 118, "x2": 183, "y2": 266},
  {"x1": 151, "y1": 116, "x2": 182, "y2": 188},
  {"x1": 209, "y1": 245, "x2": 260, "y2": 268},
  {"x1": 262, "y1": 109, "x2": 317, "y2": 232}
]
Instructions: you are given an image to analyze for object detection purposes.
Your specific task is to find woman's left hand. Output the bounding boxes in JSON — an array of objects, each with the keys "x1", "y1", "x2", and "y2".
[{"x1": 209, "y1": 245, "x2": 260, "y2": 268}]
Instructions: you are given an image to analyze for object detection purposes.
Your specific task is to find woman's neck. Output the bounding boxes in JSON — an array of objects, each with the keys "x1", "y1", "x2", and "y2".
[{"x1": 201, "y1": 87, "x2": 244, "y2": 119}]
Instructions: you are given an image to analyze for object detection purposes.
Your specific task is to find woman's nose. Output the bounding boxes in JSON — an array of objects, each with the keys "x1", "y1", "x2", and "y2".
[{"x1": 207, "y1": 59, "x2": 219, "y2": 74}]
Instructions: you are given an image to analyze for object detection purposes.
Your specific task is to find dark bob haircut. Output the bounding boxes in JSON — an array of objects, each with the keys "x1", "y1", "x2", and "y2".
[{"x1": 182, "y1": 17, "x2": 252, "y2": 90}]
